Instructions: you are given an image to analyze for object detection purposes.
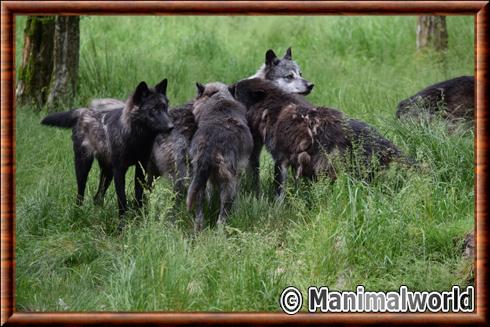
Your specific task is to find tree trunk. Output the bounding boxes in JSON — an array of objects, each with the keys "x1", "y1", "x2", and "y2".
[
  {"x1": 46, "y1": 16, "x2": 80, "y2": 110},
  {"x1": 416, "y1": 16, "x2": 448, "y2": 52},
  {"x1": 16, "y1": 16, "x2": 55, "y2": 108},
  {"x1": 16, "y1": 16, "x2": 79, "y2": 111}
]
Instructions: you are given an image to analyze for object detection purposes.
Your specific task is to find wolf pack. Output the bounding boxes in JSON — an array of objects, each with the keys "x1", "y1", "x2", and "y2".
[{"x1": 41, "y1": 47, "x2": 475, "y2": 233}]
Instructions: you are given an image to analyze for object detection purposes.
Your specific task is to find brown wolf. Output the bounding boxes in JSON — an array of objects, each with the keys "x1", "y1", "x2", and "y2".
[{"x1": 232, "y1": 78, "x2": 413, "y2": 199}]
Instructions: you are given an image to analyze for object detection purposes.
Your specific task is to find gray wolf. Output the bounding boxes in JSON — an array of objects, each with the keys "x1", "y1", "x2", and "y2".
[
  {"x1": 232, "y1": 78, "x2": 412, "y2": 199},
  {"x1": 146, "y1": 102, "x2": 196, "y2": 195},
  {"x1": 396, "y1": 76, "x2": 474, "y2": 123},
  {"x1": 41, "y1": 80, "x2": 173, "y2": 228},
  {"x1": 186, "y1": 82, "x2": 253, "y2": 232}
]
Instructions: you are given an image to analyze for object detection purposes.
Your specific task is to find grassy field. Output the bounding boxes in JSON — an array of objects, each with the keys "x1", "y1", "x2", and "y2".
[{"x1": 15, "y1": 16, "x2": 474, "y2": 312}]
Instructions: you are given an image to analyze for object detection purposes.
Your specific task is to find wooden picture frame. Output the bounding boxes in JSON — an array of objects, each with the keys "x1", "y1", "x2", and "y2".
[{"x1": 1, "y1": 1, "x2": 487, "y2": 325}]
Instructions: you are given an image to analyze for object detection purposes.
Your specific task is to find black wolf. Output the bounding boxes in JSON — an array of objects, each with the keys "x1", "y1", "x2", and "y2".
[
  {"x1": 41, "y1": 80, "x2": 173, "y2": 227},
  {"x1": 90, "y1": 99, "x2": 197, "y2": 196},
  {"x1": 87, "y1": 48, "x2": 313, "y2": 197},
  {"x1": 232, "y1": 78, "x2": 412, "y2": 199},
  {"x1": 396, "y1": 76, "x2": 474, "y2": 123},
  {"x1": 186, "y1": 82, "x2": 253, "y2": 232}
]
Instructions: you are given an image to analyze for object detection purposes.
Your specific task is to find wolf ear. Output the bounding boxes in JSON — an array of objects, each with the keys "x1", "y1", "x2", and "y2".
[
  {"x1": 133, "y1": 81, "x2": 149, "y2": 105},
  {"x1": 265, "y1": 49, "x2": 279, "y2": 66},
  {"x1": 155, "y1": 79, "x2": 168, "y2": 95},
  {"x1": 196, "y1": 82, "x2": 205, "y2": 98},
  {"x1": 228, "y1": 83, "x2": 236, "y2": 97},
  {"x1": 283, "y1": 47, "x2": 292, "y2": 60}
]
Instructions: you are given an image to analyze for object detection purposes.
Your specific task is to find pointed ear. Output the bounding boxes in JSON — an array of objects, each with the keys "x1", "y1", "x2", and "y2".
[
  {"x1": 133, "y1": 81, "x2": 149, "y2": 105},
  {"x1": 196, "y1": 82, "x2": 205, "y2": 98},
  {"x1": 228, "y1": 83, "x2": 236, "y2": 98},
  {"x1": 283, "y1": 47, "x2": 292, "y2": 60},
  {"x1": 155, "y1": 79, "x2": 168, "y2": 95},
  {"x1": 265, "y1": 49, "x2": 279, "y2": 66}
]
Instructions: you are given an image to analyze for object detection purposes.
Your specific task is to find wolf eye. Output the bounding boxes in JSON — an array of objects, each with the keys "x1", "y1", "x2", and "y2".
[{"x1": 286, "y1": 74, "x2": 294, "y2": 79}]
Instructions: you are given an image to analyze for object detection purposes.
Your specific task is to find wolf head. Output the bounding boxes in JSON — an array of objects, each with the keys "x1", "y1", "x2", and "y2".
[
  {"x1": 127, "y1": 79, "x2": 174, "y2": 133},
  {"x1": 395, "y1": 95, "x2": 437, "y2": 121},
  {"x1": 252, "y1": 47, "x2": 314, "y2": 95},
  {"x1": 232, "y1": 78, "x2": 274, "y2": 109},
  {"x1": 195, "y1": 82, "x2": 233, "y2": 100},
  {"x1": 232, "y1": 78, "x2": 311, "y2": 111},
  {"x1": 193, "y1": 82, "x2": 236, "y2": 118}
]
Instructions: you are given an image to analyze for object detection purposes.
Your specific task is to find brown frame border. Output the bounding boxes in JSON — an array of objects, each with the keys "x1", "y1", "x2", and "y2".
[{"x1": 1, "y1": 1, "x2": 488, "y2": 325}]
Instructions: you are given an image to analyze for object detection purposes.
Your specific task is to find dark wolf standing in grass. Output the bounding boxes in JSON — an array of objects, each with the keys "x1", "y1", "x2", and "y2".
[
  {"x1": 89, "y1": 47, "x2": 313, "y2": 197},
  {"x1": 396, "y1": 76, "x2": 474, "y2": 124},
  {"x1": 232, "y1": 78, "x2": 412, "y2": 199},
  {"x1": 186, "y1": 82, "x2": 253, "y2": 232},
  {"x1": 90, "y1": 98, "x2": 196, "y2": 196},
  {"x1": 41, "y1": 80, "x2": 173, "y2": 228}
]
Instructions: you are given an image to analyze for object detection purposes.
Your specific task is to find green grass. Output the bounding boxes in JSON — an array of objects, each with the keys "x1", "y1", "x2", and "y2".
[{"x1": 15, "y1": 16, "x2": 474, "y2": 311}]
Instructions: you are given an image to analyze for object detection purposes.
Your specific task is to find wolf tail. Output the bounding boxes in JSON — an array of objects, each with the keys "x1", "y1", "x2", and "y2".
[
  {"x1": 41, "y1": 109, "x2": 81, "y2": 128},
  {"x1": 186, "y1": 155, "x2": 212, "y2": 210}
]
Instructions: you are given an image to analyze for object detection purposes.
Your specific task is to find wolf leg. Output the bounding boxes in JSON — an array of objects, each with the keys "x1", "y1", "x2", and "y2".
[
  {"x1": 248, "y1": 142, "x2": 262, "y2": 196},
  {"x1": 74, "y1": 145, "x2": 94, "y2": 206},
  {"x1": 146, "y1": 172, "x2": 155, "y2": 192},
  {"x1": 193, "y1": 188, "x2": 205, "y2": 234},
  {"x1": 217, "y1": 178, "x2": 237, "y2": 227},
  {"x1": 113, "y1": 167, "x2": 128, "y2": 229},
  {"x1": 94, "y1": 163, "x2": 113, "y2": 205},
  {"x1": 274, "y1": 161, "x2": 288, "y2": 202},
  {"x1": 174, "y1": 155, "x2": 189, "y2": 199},
  {"x1": 134, "y1": 162, "x2": 146, "y2": 208}
]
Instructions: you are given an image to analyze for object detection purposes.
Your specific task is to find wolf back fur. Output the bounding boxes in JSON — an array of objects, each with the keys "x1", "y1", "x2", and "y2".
[{"x1": 396, "y1": 76, "x2": 474, "y2": 123}]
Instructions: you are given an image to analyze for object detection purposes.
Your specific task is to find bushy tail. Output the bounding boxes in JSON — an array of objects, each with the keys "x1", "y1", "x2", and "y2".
[
  {"x1": 186, "y1": 156, "x2": 212, "y2": 210},
  {"x1": 41, "y1": 109, "x2": 81, "y2": 128}
]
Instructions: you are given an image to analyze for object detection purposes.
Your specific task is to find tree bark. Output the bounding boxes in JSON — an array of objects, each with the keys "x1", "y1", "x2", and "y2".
[
  {"x1": 16, "y1": 16, "x2": 55, "y2": 108},
  {"x1": 16, "y1": 16, "x2": 79, "y2": 111},
  {"x1": 416, "y1": 16, "x2": 448, "y2": 53},
  {"x1": 46, "y1": 16, "x2": 80, "y2": 110}
]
